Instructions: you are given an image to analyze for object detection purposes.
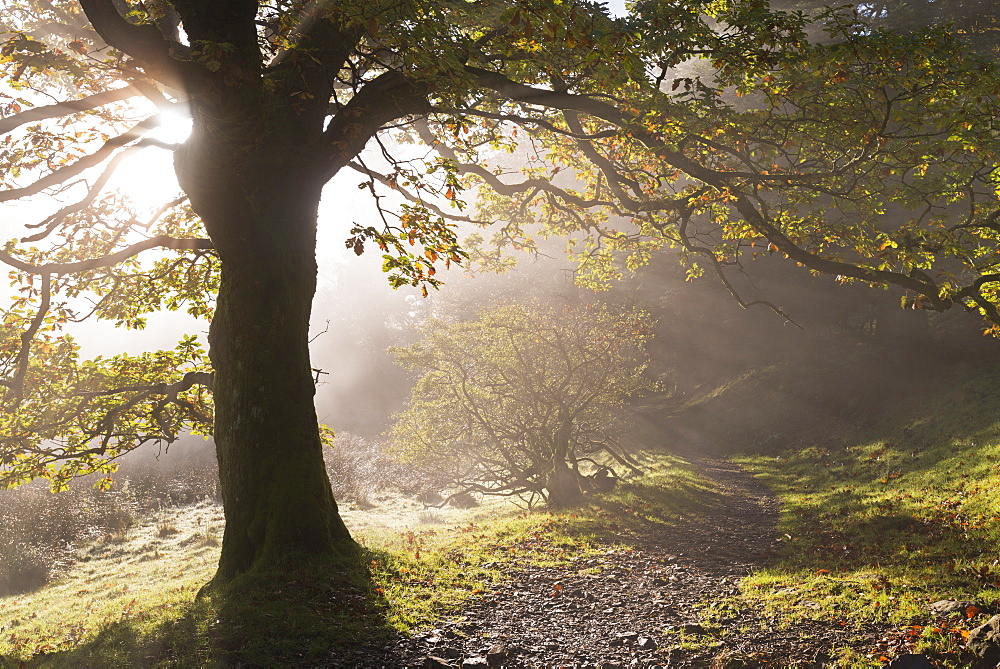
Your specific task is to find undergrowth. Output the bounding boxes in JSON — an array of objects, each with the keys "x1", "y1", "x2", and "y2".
[
  {"x1": 0, "y1": 431, "x2": 401, "y2": 601},
  {"x1": 0, "y1": 444, "x2": 219, "y2": 599}
]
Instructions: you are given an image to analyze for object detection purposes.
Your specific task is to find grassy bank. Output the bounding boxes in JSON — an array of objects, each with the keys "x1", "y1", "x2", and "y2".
[{"x1": 731, "y1": 361, "x2": 1000, "y2": 666}]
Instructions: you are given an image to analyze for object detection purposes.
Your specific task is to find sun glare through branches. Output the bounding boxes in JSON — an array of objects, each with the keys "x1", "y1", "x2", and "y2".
[{"x1": 109, "y1": 108, "x2": 192, "y2": 212}]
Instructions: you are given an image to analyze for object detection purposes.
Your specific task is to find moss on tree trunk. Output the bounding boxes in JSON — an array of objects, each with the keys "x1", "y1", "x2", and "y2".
[
  {"x1": 209, "y1": 253, "x2": 354, "y2": 582},
  {"x1": 177, "y1": 128, "x2": 355, "y2": 583}
]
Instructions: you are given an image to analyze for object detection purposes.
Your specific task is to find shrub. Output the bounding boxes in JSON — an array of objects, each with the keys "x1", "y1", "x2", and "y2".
[
  {"x1": 0, "y1": 482, "x2": 141, "y2": 596},
  {"x1": 0, "y1": 433, "x2": 413, "y2": 596},
  {"x1": 322, "y1": 432, "x2": 416, "y2": 504},
  {"x1": 0, "y1": 438, "x2": 219, "y2": 596}
]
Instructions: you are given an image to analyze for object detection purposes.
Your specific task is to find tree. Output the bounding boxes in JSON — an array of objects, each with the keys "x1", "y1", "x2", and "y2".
[
  {"x1": 1, "y1": 0, "x2": 997, "y2": 646},
  {"x1": 0, "y1": 0, "x2": 812, "y2": 591},
  {"x1": 771, "y1": 0, "x2": 1000, "y2": 54},
  {"x1": 389, "y1": 301, "x2": 655, "y2": 507}
]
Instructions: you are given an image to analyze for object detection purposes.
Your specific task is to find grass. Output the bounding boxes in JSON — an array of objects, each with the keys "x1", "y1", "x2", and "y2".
[
  {"x1": 0, "y1": 452, "x2": 715, "y2": 666},
  {"x1": 0, "y1": 501, "x2": 223, "y2": 666},
  {"x1": 17, "y1": 352, "x2": 1000, "y2": 668},
  {"x1": 730, "y1": 360, "x2": 1000, "y2": 667},
  {"x1": 10, "y1": 354, "x2": 1000, "y2": 668}
]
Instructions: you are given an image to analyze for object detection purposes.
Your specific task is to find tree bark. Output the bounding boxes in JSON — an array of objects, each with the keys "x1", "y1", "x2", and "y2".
[
  {"x1": 211, "y1": 237, "x2": 354, "y2": 581},
  {"x1": 545, "y1": 417, "x2": 583, "y2": 507},
  {"x1": 176, "y1": 130, "x2": 354, "y2": 583},
  {"x1": 546, "y1": 460, "x2": 584, "y2": 507}
]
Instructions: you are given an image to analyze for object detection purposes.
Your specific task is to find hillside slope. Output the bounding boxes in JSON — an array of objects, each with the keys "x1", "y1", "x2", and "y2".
[{"x1": 673, "y1": 354, "x2": 1000, "y2": 666}]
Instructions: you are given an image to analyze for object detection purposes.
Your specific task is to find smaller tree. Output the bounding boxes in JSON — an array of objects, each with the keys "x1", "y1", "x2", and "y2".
[{"x1": 389, "y1": 301, "x2": 656, "y2": 507}]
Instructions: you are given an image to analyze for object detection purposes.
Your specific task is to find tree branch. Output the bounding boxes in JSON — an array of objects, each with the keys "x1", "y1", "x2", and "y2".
[
  {"x1": 5, "y1": 273, "x2": 50, "y2": 407},
  {"x1": 20, "y1": 139, "x2": 179, "y2": 243},
  {"x1": 0, "y1": 236, "x2": 214, "y2": 276},
  {"x1": 0, "y1": 117, "x2": 159, "y2": 203},
  {"x1": 79, "y1": 0, "x2": 188, "y2": 88},
  {"x1": 321, "y1": 71, "x2": 431, "y2": 177},
  {"x1": 0, "y1": 86, "x2": 142, "y2": 135},
  {"x1": 413, "y1": 118, "x2": 619, "y2": 213},
  {"x1": 346, "y1": 161, "x2": 486, "y2": 226}
]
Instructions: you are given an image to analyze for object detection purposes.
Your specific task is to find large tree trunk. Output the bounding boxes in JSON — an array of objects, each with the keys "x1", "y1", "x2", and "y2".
[
  {"x1": 209, "y1": 215, "x2": 353, "y2": 581},
  {"x1": 178, "y1": 132, "x2": 354, "y2": 583}
]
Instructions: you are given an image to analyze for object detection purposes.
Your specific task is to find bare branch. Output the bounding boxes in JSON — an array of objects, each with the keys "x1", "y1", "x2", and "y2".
[
  {"x1": 345, "y1": 161, "x2": 486, "y2": 226},
  {"x1": 21, "y1": 139, "x2": 180, "y2": 243},
  {"x1": 674, "y1": 212, "x2": 803, "y2": 328},
  {"x1": 308, "y1": 319, "x2": 330, "y2": 343},
  {"x1": 139, "y1": 195, "x2": 190, "y2": 230}
]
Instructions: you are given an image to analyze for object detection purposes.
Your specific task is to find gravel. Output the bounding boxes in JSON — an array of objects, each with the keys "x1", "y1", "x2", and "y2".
[{"x1": 328, "y1": 459, "x2": 892, "y2": 667}]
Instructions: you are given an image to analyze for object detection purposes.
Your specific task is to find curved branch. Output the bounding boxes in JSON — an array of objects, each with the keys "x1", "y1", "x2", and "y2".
[
  {"x1": 467, "y1": 66, "x2": 829, "y2": 186},
  {"x1": 469, "y1": 68, "x2": 981, "y2": 320},
  {"x1": 345, "y1": 161, "x2": 486, "y2": 225},
  {"x1": 0, "y1": 117, "x2": 159, "y2": 203},
  {"x1": 321, "y1": 71, "x2": 431, "y2": 177},
  {"x1": 732, "y1": 193, "x2": 952, "y2": 311},
  {"x1": 0, "y1": 86, "x2": 141, "y2": 135},
  {"x1": 21, "y1": 139, "x2": 179, "y2": 243},
  {"x1": 76, "y1": 370, "x2": 215, "y2": 398},
  {"x1": 413, "y1": 118, "x2": 619, "y2": 212},
  {"x1": 954, "y1": 273, "x2": 1000, "y2": 323},
  {"x1": 84, "y1": 370, "x2": 214, "y2": 449},
  {"x1": 5, "y1": 273, "x2": 51, "y2": 407},
  {"x1": 435, "y1": 106, "x2": 618, "y2": 141},
  {"x1": 79, "y1": 0, "x2": 189, "y2": 88},
  {"x1": 467, "y1": 66, "x2": 633, "y2": 123},
  {"x1": 563, "y1": 110, "x2": 683, "y2": 214},
  {"x1": 0, "y1": 235, "x2": 214, "y2": 276},
  {"x1": 674, "y1": 212, "x2": 802, "y2": 327}
]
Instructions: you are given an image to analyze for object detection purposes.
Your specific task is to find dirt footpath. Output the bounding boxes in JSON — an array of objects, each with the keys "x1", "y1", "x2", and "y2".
[{"x1": 335, "y1": 459, "x2": 889, "y2": 668}]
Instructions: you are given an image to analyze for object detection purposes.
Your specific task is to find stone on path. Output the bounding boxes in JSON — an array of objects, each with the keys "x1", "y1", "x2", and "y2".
[
  {"x1": 926, "y1": 599, "x2": 980, "y2": 615},
  {"x1": 485, "y1": 643, "x2": 508, "y2": 667},
  {"x1": 968, "y1": 614, "x2": 1000, "y2": 666}
]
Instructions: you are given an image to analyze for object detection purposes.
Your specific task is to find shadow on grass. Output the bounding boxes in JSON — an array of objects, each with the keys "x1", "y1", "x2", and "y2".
[
  {"x1": 531, "y1": 453, "x2": 740, "y2": 548},
  {"x1": 19, "y1": 455, "x2": 761, "y2": 666},
  {"x1": 24, "y1": 547, "x2": 400, "y2": 668},
  {"x1": 738, "y1": 360, "x2": 1000, "y2": 584}
]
